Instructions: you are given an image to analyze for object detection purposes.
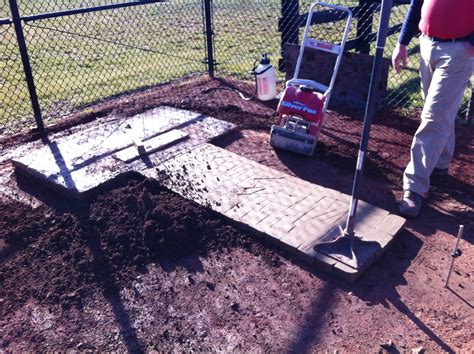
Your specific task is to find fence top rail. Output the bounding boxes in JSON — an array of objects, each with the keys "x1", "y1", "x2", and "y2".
[{"x1": 20, "y1": 0, "x2": 165, "y2": 23}]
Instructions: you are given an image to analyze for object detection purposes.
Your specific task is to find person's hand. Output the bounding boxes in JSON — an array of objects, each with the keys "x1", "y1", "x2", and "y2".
[{"x1": 392, "y1": 43, "x2": 408, "y2": 73}]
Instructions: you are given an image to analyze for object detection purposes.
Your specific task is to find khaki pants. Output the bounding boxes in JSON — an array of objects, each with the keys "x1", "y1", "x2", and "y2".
[{"x1": 403, "y1": 35, "x2": 472, "y2": 195}]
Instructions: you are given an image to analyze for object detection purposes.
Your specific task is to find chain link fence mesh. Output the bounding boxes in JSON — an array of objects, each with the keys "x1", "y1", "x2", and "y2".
[
  {"x1": 1, "y1": 0, "x2": 207, "y2": 136},
  {"x1": 1, "y1": 2, "x2": 35, "y2": 134},
  {"x1": 1, "y1": 0, "x2": 472, "y2": 136},
  {"x1": 212, "y1": 0, "x2": 281, "y2": 80}
]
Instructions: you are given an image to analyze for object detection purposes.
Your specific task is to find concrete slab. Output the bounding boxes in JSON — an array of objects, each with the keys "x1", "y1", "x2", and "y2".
[
  {"x1": 154, "y1": 143, "x2": 405, "y2": 281},
  {"x1": 12, "y1": 107, "x2": 236, "y2": 197}
]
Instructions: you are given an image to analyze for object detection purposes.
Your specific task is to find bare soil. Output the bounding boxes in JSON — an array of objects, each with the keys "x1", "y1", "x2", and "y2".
[{"x1": 1, "y1": 76, "x2": 473, "y2": 352}]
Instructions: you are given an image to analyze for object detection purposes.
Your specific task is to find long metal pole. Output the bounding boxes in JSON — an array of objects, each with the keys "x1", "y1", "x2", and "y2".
[
  {"x1": 344, "y1": 0, "x2": 392, "y2": 237},
  {"x1": 444, "y1": 225, "x2": 464, "y2": 288},
  {"x1": 9, "y1": 0, "x2": 44, "y2": 132}
]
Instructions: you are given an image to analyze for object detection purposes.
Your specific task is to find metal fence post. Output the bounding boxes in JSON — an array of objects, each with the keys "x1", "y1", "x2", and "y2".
[
  {"x1": 9, "y1": 0, "x2": 44, "y2": 132},
  {"x1": 279, "y1": 0, "x2": 299, "y2": 71},
  {"x1": 356, "y1": 0, "x2": 374, "y2": 54},
  {"x1": 203, "y1": 0, "x2": 215, "y2": 78}
]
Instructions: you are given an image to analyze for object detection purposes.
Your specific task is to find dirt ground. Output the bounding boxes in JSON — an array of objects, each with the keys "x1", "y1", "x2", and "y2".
[{"x1": 1, "y1": 76, "x2": 473, "y2": 352}]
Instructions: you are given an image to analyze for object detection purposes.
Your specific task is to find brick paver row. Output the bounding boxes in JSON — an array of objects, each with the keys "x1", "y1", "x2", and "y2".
[{"x1": 155, "y1": 143, "x2": 405, "y2": 280}]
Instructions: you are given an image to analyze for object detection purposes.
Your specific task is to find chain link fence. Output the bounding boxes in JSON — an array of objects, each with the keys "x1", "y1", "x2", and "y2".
[
  {"x1": 1, "y1": 0, "x2": 472, "y2": 136},
  {"x1": 1, "y1": 0, "x2": 207, "y2": 136}
]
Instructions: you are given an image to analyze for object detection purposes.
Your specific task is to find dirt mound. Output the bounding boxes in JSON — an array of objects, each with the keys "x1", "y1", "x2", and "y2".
[{"x1": 0, "y1": 175, "x2": 278, "y2": 316}]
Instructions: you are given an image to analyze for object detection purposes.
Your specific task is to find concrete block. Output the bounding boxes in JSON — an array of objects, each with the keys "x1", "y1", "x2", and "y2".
[{"x1": 113, "y1": 129, "x2": 188, "y2": 162}]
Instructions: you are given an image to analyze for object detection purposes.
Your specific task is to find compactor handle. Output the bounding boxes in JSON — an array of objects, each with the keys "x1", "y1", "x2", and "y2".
[{"x1": 292, "y1": 1, "x2": 353, "y2": 112}]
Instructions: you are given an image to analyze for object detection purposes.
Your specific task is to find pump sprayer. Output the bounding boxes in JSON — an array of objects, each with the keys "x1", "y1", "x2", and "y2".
[
  {"x1": 207, "y1": 52, "x2": 277, "y2": 102},
  {"x1": 254, "y1": 53, "x2": 277, "y2": 101}
]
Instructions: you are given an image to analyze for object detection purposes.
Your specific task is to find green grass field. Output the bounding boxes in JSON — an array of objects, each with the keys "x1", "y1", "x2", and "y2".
[{"x1": 0, "y1": 0, "x2": 470, "y2": 134}]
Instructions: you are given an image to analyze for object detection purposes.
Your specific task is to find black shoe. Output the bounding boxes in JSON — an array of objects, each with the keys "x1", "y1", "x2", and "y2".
[
  {"x1": 431, "y1": 167, "x2": 448, "y2": 177},
  {"x1": 399, "y1": 191, "x2": 423, "y2": 218}
]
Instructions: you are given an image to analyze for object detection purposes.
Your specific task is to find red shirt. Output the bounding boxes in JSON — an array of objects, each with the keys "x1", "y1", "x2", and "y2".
[{"x1": 419, "y1": 0, "x2": 474, "y2": 39}]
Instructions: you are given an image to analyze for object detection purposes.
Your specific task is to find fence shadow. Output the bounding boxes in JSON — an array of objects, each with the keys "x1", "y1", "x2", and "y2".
[
  {"x1": 384, "y1": 76, "x2": 422, "y2": 111},
  {"x1": 77, "y1": 204, "x2": 145, "y2": 353},
  {"x1": 9, "y1": 170, "x2": 146, "y2": 351},
  {"x1": 446, "y1": 287, "x2": 473, "y2": 309}
]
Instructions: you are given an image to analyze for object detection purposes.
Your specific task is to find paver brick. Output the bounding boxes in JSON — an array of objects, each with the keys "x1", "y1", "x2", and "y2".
[
  {"x1": 378, "y1": 214, "x2": 407, "y2": 236},
  {"x1": 354, "y1": 201, "x2": 390, "y2": 228},
  {"x1": 279, "y1": 231, "x2": 309, "y2": 249},
  {"x1": 307, "y1": 247, "x2": 338, "y2": 273},
  {"x1": 256, "y1": 214, "x2": 285, "y2": 235},
  {"x1": 242, "y1": 209, "x2": 271, "y2": 226},
  {"x1": 268, "y1": 222, "x2": 297, "y2": 241},
  {"x1": 294, "y1": 198, "x2": 346, "y2": 226}
]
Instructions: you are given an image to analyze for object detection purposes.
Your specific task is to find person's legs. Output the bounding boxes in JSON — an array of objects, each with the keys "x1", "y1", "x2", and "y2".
[
  {"x1": 403, "y1": 38, "x2": 471, "y2": 195},
  {"x1": 400, "y1": 37, "x2": 471, "y2": 217}
]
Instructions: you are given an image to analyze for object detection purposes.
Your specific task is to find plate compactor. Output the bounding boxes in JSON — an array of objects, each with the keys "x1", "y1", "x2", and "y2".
[{"x1": 270, "y1": 1, "x2": 353, "y2": 156}]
